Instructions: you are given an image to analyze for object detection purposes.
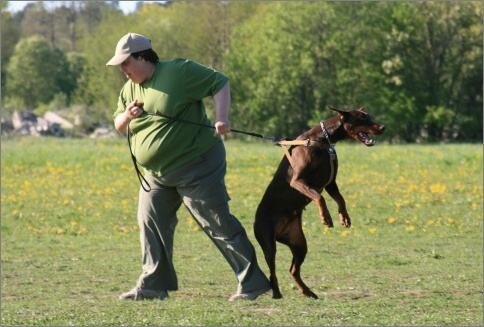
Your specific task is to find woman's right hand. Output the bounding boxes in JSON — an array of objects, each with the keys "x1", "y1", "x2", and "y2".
[
  {"x1": 114, "y1": 99, "x2": 145, "y2": 135},
  {"x1": 126, "y1": 99, "x2": 144, "y2": 120}
]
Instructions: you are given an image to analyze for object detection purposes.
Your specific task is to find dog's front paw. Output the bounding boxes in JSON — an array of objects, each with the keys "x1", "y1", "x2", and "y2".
[
  {"x1": 317, "y1": 199, "x2": 334, "y2": 227},
  {"x1": 321, "y1": 212, "x2": 334, "y2": 227},
  {"x1": 338, "y1": 212, "x2": 351, "y2": 228}
]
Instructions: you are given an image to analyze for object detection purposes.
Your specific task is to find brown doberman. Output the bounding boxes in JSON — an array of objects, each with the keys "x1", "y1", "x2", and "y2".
[{"x1": 254, "y1": 107, "x2": 385, "y2": 299}]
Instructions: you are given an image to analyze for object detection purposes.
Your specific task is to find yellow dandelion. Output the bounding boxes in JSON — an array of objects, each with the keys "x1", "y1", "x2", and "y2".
[
  {"x1": 369, "y1": 228, "x2": 377, "y2": 234},
  {"x1": 388, "y1": 217, "x2": 396, "y2": 224},
  {"x1": 430, "y1": 183, "x2": 447, "y2": 194},
  {"x1": 77, "y1": 227, "x2": 87, "y2": 235},
  {"x1": 341, "y1": 230, "x2": 349, "y2": 237},
  {"x1": 71, "y1": 221, "x2": 78, "y2": 227},
  {"x1": 57, "y1": 228, "x2": 64, "y2": 235},
  {"x1": 12, "y1": 209, "x2": 19, "y2": 215},
  {"x1": 406, "y1": 225, "x2": 415, "y2": 232},
  {"x1": 27, "y1": 225, "x2": 34, "y2": 231},
  {"x1": 120, "y1": 163, "x2": 131, "y2": 170}
]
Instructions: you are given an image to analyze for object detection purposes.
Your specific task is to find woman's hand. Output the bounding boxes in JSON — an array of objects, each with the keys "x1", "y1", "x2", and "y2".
[
  {"x1": 214, "y1": 120, "x2": 231, "y2": 136},
  {"x1": 114, "y1": 99, "x2": 144, "y2": 135},
  {"x1": 126, "y1": 99, "x2": 144, "y2": 120}
]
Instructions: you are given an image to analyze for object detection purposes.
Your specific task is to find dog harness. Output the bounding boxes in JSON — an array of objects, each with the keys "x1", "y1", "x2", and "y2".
[{"x1": 276, "y1": 121, "x2": 336, "y2": 187}]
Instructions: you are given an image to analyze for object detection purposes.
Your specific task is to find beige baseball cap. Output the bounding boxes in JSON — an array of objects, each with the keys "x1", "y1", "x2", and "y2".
[{"x1": 106, "y1": 33, "x2": 152, "y2": 66}]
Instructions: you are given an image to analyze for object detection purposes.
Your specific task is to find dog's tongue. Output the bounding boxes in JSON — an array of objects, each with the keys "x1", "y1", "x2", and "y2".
[{"x1": 358, "y1": 132, "x2": 375, "y2": 146}]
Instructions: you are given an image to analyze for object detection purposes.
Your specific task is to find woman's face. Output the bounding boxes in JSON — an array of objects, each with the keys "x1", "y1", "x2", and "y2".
[{"x1": 119, "y1": 56, "x2": 152, "y2": 84}]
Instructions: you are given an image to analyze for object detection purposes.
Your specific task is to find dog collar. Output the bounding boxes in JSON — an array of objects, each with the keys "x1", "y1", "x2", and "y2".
[{"x1": 320, "y1": 121, "x2": 335, "y2": 149}]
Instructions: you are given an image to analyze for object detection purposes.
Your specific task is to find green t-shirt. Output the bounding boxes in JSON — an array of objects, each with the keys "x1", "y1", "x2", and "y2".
[{"x1": 113, "y1": 58, "x2": 229, "y2": 176}]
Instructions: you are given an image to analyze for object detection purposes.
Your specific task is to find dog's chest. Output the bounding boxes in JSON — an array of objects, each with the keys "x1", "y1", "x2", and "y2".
[{"x1": 303, "y1": 147, "x2": 338, "y2": 186}]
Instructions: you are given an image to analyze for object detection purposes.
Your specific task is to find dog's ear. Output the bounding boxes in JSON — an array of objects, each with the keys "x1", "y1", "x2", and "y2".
[
  {"x1": 329, "y1": 107, "x2": 347, "y2": 121},
  {"x1": 329, "y1": 106, "x2": 345, "y2": 115}
]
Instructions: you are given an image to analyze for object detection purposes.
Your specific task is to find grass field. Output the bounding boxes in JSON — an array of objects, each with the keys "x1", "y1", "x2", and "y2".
[{"x1": 1, "y1": 136, "x2": 482, "y2": 326}]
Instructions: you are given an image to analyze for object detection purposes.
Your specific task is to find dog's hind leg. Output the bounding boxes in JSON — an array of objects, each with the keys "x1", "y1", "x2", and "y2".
[
  {"x1": 265, "y1": 240, "x2": 283, "y2": 299},
  {"x1": 254, "y1": 217, "x2": 284, "y2": 299},
  {"x1": 281, "y1": 218, "x2": 318, "y2": 299}
]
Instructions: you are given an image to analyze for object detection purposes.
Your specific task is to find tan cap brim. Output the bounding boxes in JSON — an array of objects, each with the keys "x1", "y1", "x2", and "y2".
[{"x1": 106, "y1": 53, "x2": 131, "y2": 66}]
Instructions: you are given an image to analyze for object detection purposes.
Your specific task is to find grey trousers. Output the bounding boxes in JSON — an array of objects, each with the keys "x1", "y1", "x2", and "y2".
[{"x1": 135, "y1": 142, "x2": 270, "y2": 294}]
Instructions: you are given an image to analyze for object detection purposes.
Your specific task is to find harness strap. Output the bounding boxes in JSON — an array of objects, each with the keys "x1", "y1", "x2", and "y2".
[
  {"x1": 277, "y1": 139, "x2": 324, "y2": 147},
  {"x1": 277, "y1": 140, "x2": 314, "y2": 167},
  {"x1": 321, "y1": 121, "x2": 336, "y2": 187},
  {"x1": 280, "y1": 143, "x2": 295, "y2": 167},
  {"x1": 276, "y1": 139, "x2": 332, "y2": 168},
  {"x1": 324, "y1": 147, "x2": 336, "y2": 188}
]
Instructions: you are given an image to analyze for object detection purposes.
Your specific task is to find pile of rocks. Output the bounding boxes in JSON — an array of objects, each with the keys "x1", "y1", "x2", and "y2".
[{"x1": 1, "y1": 111, "x2": 119, "y2": 139}]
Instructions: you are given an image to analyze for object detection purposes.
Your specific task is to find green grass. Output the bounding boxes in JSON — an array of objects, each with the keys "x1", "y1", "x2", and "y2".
[{"x1": 1, "y1": 137, "x2": 482, "y2": 326}]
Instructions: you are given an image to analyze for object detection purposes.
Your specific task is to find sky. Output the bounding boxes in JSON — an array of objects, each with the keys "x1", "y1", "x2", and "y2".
[{"x1": 5, "y1": 1, "x2": 163, "y2": 14}]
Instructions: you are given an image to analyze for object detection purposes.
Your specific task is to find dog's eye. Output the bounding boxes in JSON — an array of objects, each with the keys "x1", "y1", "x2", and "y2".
[{"x1": 358, "y1": 112, "x2": 372, "y2": 122}]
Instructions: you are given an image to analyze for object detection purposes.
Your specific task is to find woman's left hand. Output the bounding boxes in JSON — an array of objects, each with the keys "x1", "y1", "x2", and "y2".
[{"x1": 214, "y1": 120, "x2": 231, "y2": 136}]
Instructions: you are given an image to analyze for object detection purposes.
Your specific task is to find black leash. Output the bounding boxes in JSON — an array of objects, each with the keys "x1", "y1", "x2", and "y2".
[
  {"x1": 143, "y1": 111, "x2": 278, "y2": 142},
  {"x1": 126, "y1": 110, "x2": 281, "y2": 192}
]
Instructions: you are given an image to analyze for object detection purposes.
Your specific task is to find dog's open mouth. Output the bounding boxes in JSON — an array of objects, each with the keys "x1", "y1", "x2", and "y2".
[{"x1": 357, "y1": 132, "x2": 375, "y2": 146}]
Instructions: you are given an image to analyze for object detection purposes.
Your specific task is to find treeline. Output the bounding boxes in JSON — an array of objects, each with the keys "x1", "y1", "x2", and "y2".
[{"x1": 1, "y1": 1, "x2": 482, "y2": 142}]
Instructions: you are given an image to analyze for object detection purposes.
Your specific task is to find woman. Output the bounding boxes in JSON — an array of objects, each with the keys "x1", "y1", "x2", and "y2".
[{"x1": 106, "y1": 32, "x2": 270, "y2": 301}]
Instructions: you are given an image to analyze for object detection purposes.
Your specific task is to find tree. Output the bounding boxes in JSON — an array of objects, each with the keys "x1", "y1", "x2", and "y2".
[
  {"x1": 5, "y1": 35, "x2": 74, "y2": 110},
  {"x1": 370, "y1": 2, "x2": 482, "y2": 141},
  {"x1": 227, "y1": 2, "x2": 341, "y2": 137},
  {"x1": 1, "y1": 2, "x2": 21, "y2": 103},
  {"x1": 226, "y1": 1, "x2": 482, "y2": 142}
]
